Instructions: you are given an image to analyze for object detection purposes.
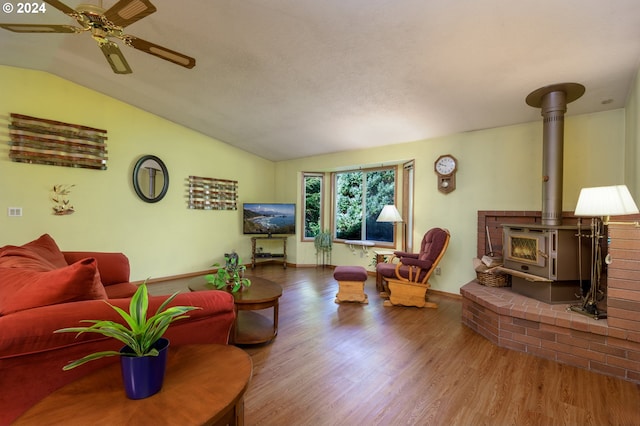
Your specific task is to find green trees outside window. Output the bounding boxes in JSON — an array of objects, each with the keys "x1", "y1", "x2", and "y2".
[
  {"x1": 303, "y1": 173, "x2": 323, "y2": 239},
  {"x1": 334, "y1": 168, "x2": 395, "y2": 243},
  {"x1": 303, "y1": 167, "x2": 397, "y2": 245}
]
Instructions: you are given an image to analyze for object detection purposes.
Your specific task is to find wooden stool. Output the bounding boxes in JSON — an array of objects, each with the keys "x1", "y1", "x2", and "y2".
[{"x1": 333, "y1": 266, "x2": 368, "y2": 304}]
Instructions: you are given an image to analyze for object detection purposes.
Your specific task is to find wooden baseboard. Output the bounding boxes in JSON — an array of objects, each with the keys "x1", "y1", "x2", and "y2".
[{"x1": 429, "y1": 288, "x2": 462, "y2": 300}]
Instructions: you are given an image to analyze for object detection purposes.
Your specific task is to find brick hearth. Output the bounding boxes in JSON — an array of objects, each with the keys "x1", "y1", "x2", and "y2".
[
  {"x1": 465, "y1": 212, "x2": 640, "y2": 384},
  {"x1": 461, "y1": 282, "x2": 640, "y2": 383}
]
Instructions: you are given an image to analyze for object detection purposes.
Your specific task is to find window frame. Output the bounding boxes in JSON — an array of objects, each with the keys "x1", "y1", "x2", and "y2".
[
  {"x1": 331, "y1": 165, "x2": 398, "y2": 248},
  {"x1": 402, "y1": 160, "x2": 414, "y2": 252},
  {"x1": 301, "y1": 172, "x2": 324, "y2": 242}
]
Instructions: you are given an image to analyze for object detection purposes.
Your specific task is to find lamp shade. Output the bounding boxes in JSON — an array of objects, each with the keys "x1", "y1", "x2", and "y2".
[
  {"x1": 377, "y1": 205, "x2": 403, "y2": 222},
  {"x1": 574, "y1": 185, "x2": 639, "y2": 217}
]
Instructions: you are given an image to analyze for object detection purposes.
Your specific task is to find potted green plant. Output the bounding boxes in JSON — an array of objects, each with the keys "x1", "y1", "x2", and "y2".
[
  {"x1": 55, "y1": 281, "x2": 200, "y2": 399},
  {"x1": 205, "y1": 251, "x2": 251, "y2": 293},
  {"x1": 314, "y1": 230, "x2": 332, "y2": 267}
]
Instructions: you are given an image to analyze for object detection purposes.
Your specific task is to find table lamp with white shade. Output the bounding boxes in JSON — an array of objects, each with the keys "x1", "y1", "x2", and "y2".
[{"x1": 571, "y1": 185, "x2": 639, "y2": 319}]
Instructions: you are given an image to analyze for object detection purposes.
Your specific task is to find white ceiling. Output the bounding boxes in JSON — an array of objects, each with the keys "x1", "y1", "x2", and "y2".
[{"x1": 1, "y1": 0, "x2": 640, "y2": 161}]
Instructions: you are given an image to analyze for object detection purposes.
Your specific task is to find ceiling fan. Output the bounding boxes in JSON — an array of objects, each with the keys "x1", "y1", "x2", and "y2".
[{"x1": 0, "y1": 0, "x2": 196, "y2": 74}]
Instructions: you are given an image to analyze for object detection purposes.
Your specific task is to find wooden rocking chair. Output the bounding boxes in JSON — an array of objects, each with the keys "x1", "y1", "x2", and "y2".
[{"x1": 376, "y1": 228, "x2": 450, "y2": 308}]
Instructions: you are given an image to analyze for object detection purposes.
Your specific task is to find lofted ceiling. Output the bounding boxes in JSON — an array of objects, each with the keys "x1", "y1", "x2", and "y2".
[{"x1": 1, "y1": 0, "x2": 640, "y2": 161}]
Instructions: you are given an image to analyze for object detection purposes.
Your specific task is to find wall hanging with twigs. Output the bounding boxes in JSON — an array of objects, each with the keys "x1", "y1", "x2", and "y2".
[
  {"x1": 51, "y1": 184, "x2": 75, "y2": 215},
  {"x1": 7, "y1": 113, "x2": 108, "y2": 170},
  {"x1": 187, "y1": 176, "x2": 238, "y2": 210}
]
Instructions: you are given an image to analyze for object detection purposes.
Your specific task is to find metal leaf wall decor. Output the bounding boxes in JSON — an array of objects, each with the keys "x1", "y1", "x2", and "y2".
[{"x1": 8, "y1": 113, "x2": 108, "y2": 170}]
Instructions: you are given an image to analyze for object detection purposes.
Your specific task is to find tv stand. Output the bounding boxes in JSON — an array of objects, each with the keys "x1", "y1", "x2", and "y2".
[{"x1": 251, "y1": 236, "x2": 287, "y2": 269}]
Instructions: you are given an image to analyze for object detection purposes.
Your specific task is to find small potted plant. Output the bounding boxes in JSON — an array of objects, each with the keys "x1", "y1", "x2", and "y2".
[
  {"x1": 55, "y1": 281, "x2": 200, "y2": 399},
  {"x1": 205, "y1": 251, "x2": 251, "y2": 293}
]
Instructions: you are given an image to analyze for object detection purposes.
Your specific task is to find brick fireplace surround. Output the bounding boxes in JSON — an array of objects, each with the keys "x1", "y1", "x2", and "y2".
[{"x1": 462, "y1": 211, "x2": 640, "y2": 384}]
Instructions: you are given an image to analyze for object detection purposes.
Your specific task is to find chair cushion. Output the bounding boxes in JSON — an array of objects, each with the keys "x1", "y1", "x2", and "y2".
[
  {"x1": 376, "y1": 262, "x2": 398, "y2": 278},
  {"x1": 0, "y1": 257, "x2": 107, "y2": 315},
  {"x1": 378, "y1": 228, "x2": 448, "y2": 282},
  {"x1": 418, "y1": 228, "x2": 449, "y2": 262}
]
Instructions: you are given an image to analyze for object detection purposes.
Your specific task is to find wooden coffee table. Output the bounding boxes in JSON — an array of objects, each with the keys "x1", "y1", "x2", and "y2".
[
  {"x1": 14, "y1": 344, "x2": 252, "y2": 426},
  {"x1": 189, "y1": 276, "x2": 283, "y2": 345}
]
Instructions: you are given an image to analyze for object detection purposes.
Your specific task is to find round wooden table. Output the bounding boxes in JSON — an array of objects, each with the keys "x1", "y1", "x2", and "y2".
[
  {"x1": 14, "y1": 344, "x2": 252, "y2": 426},
  {"x1": 189, "y1": 276, "x2": 283, "y2": 345}
]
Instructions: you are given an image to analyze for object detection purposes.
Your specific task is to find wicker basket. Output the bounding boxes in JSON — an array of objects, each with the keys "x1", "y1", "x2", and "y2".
[{"x1": 475, "y1": 264, "x2": 510, "y2": 287}]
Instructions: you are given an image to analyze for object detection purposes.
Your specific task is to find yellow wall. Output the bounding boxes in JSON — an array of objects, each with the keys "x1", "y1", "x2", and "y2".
[
  {"x1": 276, "y1": 109, "x2": 626, "y2": 295},
  {"x1": 0, "y1": 66, "x2": 275, "y2": 281},
  {"x1": 625, "y1": 67, "x2": 640, "y2": 198},
  {"x1": 1, "y1": 65, "x2": 632, "y2": 296}
]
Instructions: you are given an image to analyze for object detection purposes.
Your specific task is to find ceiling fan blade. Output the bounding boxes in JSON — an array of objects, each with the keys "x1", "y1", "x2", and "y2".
[
  {"x1": 43, "y1": 0, "x2": 78, "y2": 17},
  {"x1": 0, "y1": 24, "x2": 79, "y2": 33},
  {"x1": 99, "y1": 40, "x2": 133, "y2": 74},
  {"x1": 103, "y1": 0, "x2": 157, "y2": 28},
  {"x1": 126, "y1": 36, "x2": 196, "y2": 69}
]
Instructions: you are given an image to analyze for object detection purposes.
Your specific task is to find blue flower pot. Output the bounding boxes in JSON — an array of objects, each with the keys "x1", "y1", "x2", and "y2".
[{"x1": 119, "y1": 338, "x2": 169, "y2": 400}]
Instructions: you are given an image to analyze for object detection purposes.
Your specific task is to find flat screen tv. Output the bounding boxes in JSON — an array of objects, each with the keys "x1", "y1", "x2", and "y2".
[{"x1": 243, "y1": 203, "x2": 296, "y2": 235}]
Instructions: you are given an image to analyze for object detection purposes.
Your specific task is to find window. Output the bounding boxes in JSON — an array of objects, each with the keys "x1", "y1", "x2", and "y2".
[
  {"x1": 302, "y1": 173, "x2": 323, "y2": 240},
  {"x1": 333, "y1": 167, "x2": 396, "y2": 244},
  {"x1": 402, "y1": 160, "x2": 414, "y2": 252}
]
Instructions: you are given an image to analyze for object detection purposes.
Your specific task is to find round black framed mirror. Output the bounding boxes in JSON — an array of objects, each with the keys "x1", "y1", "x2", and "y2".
[{"x1": 132, "y1": 155, "x2": 169, "y2": 203}]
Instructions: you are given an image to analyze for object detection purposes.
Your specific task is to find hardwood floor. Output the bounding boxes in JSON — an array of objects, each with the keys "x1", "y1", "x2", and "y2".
[{"x1": 150, "y1": 265, "x2": 640, "y2": 426}]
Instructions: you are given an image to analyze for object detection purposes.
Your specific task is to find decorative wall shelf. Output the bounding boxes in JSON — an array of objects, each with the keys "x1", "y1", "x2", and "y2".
[
  {"x1": 8, "y1": 113, "x2": 108, "y2": 170},
  {"x1": 187, "y1": 175, "x2": 238, "y2": 210}
]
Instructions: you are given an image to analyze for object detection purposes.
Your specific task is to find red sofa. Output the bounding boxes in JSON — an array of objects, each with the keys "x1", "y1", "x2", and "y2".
[{"x1": 0, "y1": 234, "x2": 236, "y2": 425}]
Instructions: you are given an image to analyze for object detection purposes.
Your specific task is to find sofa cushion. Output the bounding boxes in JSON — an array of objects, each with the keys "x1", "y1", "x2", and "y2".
[
  {"x1": 0, "y1": 258, "x2": 107, "y2": 315},
  {"x1": 0, "y1": 234, "x2": 68, "y2": 270},
  {"x1": 63, "y1": 251, "x2": 130, "y2": 286},
  {"x1": 0, "y1": 247, "x2": 59, "y2": 271},
  {"x1": 104, "y1": 282, "x2": 138, "y2": 299},
  {"x1": 0, "y1": 234, "x2": 68, "y2": 269}
]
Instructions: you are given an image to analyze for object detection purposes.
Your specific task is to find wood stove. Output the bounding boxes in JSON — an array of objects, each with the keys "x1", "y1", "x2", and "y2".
[
  {"x1": 497, "y1": 82, "x2": 590, "y2": 304},
  {"x1": 501, "y1": 224, "x2": 591, "y2": 303}
]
